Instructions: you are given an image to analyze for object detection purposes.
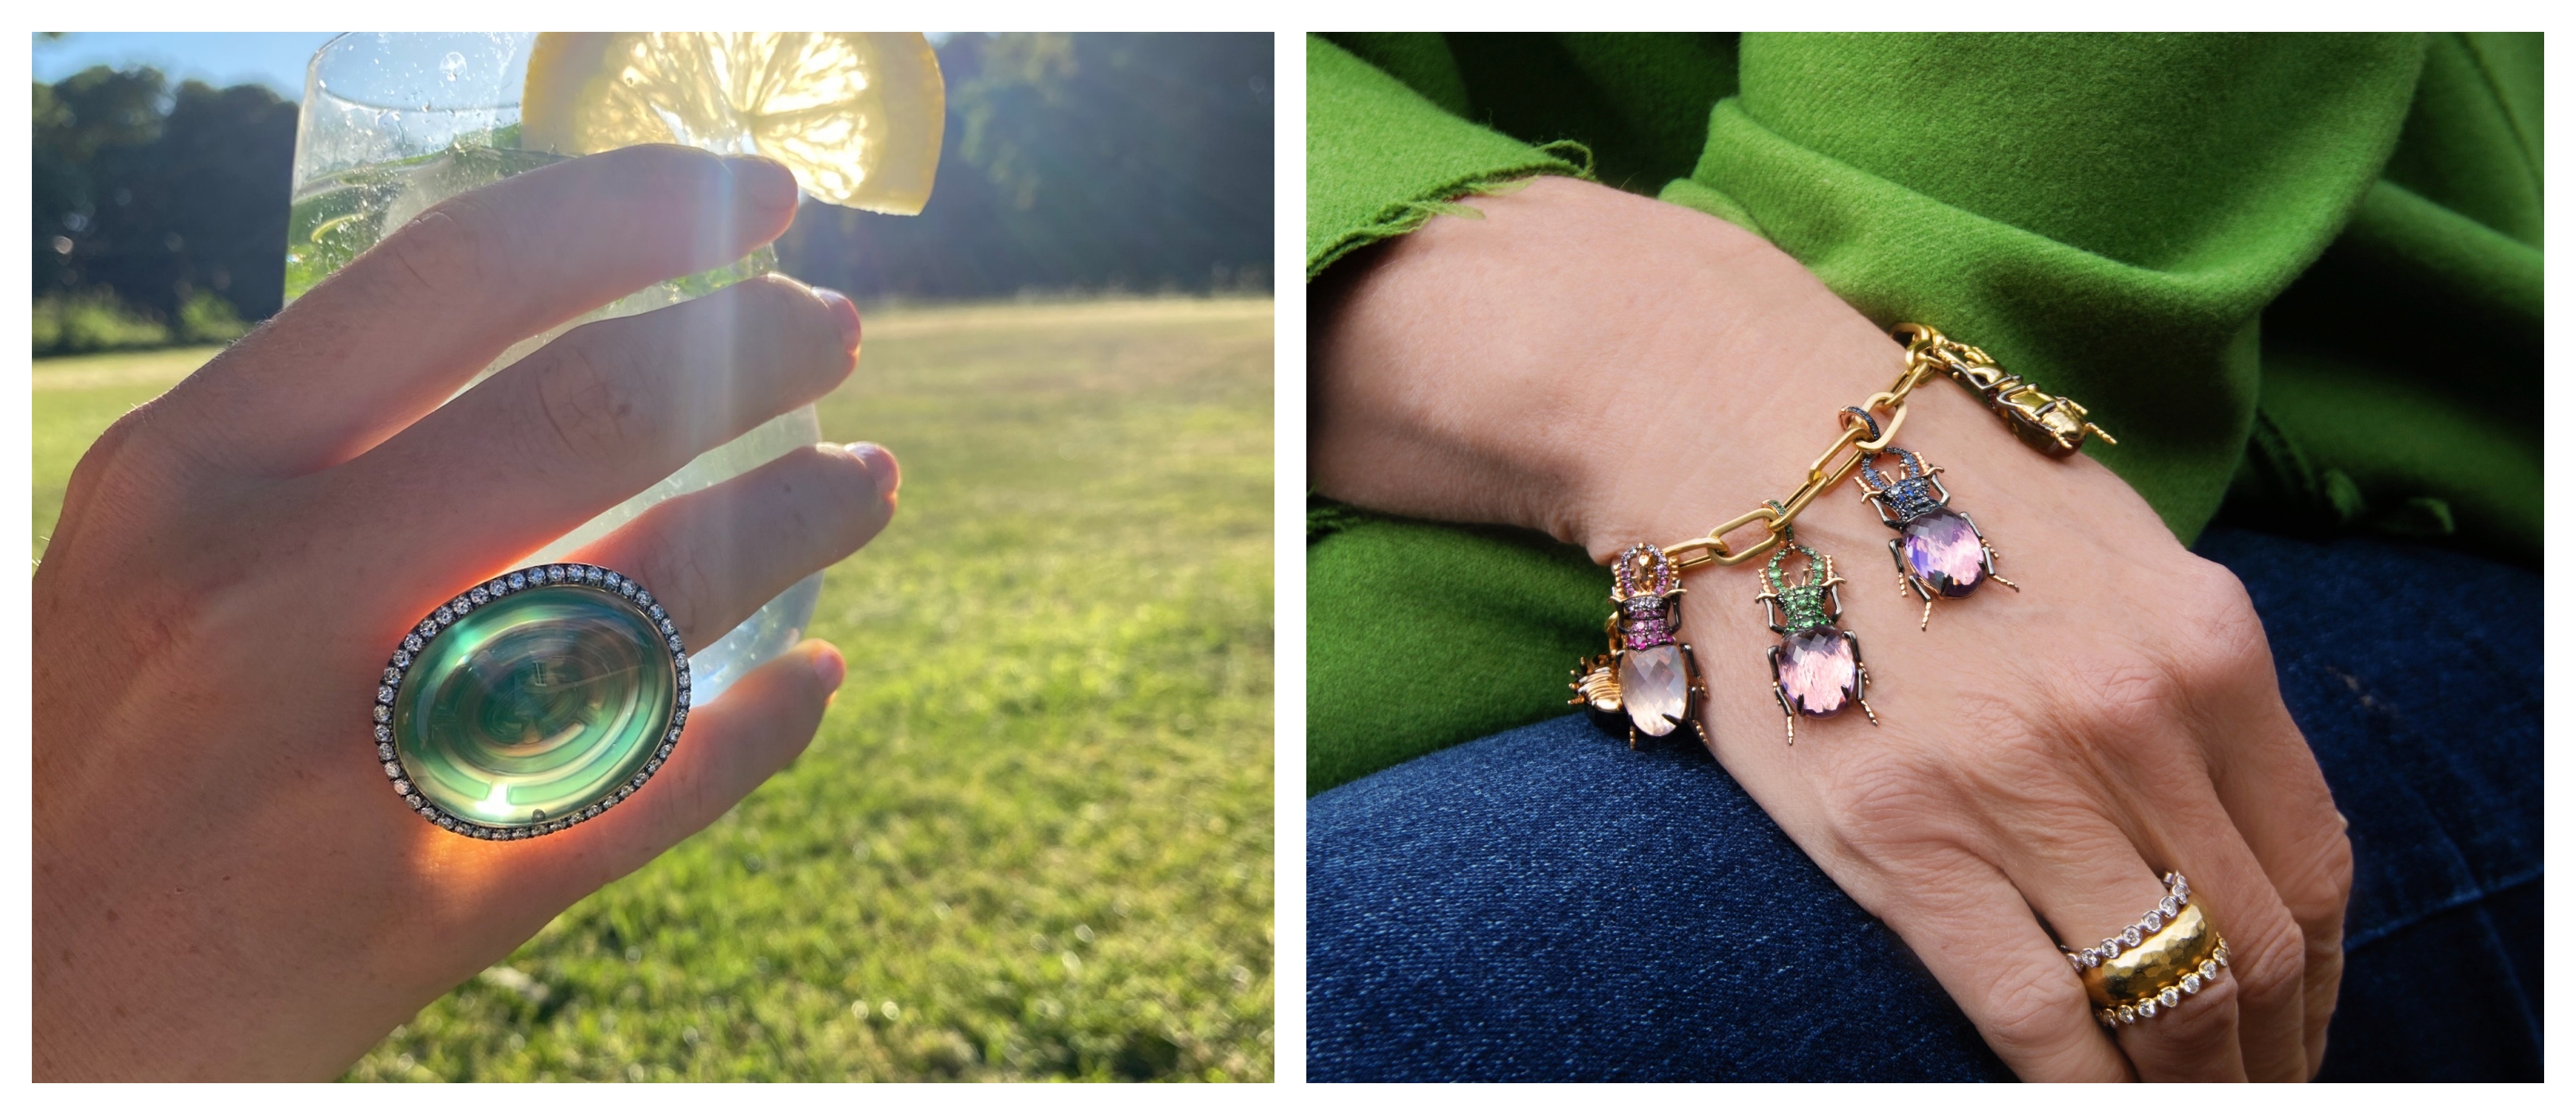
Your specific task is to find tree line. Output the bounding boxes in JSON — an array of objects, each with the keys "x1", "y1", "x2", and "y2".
[{"x1": 33, "y1": 33, "x2": 1273, "y2": 353}]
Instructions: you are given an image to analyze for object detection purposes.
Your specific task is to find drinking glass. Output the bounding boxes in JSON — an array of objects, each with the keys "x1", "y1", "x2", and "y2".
[{"x1": 288, "y1": 32, "x2": 824, "y2": 706}]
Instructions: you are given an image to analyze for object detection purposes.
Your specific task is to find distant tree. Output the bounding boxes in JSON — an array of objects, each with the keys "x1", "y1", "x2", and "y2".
[
  {"x1": 33, "y1": 66, "x2": 296, "y2": 324},
  {"x1": 777, "y1": 33, "x2": 1274, "y2": 299},
  {"x1": 33, "y1": 33, "x2": 1273, "y2": 333}
]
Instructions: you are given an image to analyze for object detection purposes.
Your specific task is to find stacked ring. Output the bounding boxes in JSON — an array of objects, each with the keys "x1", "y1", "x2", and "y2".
[
  {"x1": 2063, "y1": 872, "x2": 2192, "y2": 971},
  {"x1": 2075, "y1": 898, "x2": 2232, "y2": 1027}
]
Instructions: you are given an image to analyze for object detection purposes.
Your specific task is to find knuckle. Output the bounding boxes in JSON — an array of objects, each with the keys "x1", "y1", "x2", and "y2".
[
  {"x1": 527, "y1": 331, "x2": 647, "y2": 471},
  {"x1": 2222, "y1": 903, "x2": 2309, "y2": 1011},
  {"x1": 380, "y1": 204, "x2": 491, "y2": 304},
  {"x1": 1977, "y1": 960, "x2": 2091, "y2": 1062},
  {"x1": 1816, "y1": 749, "x2": 1959, "y2": 847}
]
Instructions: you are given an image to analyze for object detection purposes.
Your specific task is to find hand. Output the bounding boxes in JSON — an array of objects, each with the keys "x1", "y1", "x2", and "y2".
[
  {"x1": 34, "y1": 146, "x2": 899, "y2": 1080},
  {"x1": 1312, "y1": 175, "x2": 2352, "y2": 1081}
]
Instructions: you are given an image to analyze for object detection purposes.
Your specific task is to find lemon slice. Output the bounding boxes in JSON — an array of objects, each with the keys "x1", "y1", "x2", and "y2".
[{"x1": 520, "y1": 32, "x2": 943, "y2": 214}]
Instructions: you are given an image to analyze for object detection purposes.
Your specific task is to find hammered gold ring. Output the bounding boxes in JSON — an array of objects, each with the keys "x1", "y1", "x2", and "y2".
[{"x1": 2060, "y1": 875, "x2": 2233, "y2": 1027}]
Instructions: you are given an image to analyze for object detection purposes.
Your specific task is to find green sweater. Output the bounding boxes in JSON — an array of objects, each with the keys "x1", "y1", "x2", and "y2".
[{"x1": 1306, "y1": 33, "x2": 2541, "y2": 793}]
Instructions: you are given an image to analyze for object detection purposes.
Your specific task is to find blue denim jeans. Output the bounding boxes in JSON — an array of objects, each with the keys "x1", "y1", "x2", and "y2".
[{"x1": 1307, "y1": 529, "x2": 2542, "y2": 1081}]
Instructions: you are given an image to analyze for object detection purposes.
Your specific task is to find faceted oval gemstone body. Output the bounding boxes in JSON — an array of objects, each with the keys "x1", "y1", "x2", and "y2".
[
  {"x1": 393, "y1": 585, "x2": 676, "y2": 827},
  {"x1": 1618, "y1": 644, "x2": 1690, "y2": 737},
  {"x1": 1901, "y1": 508, "x2": 1986, "y2": 597},
  {"x1": 1775, "y1": 627, "x2": 1858, "y2": 717}
]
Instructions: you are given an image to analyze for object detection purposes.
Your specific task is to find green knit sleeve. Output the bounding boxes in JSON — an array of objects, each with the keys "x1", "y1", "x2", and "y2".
[
  {"x1": 1305, "y1": 34, "x2": 1588, "y2": 280},
  {"x1": 1666, "y1": 33, "x2": 2425, "y2": 544}
]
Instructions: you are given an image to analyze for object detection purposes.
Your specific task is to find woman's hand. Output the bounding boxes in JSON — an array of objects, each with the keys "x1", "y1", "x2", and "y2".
[
  {"x1": 34, "y1": 146, "x2": 899, "y2": 1080},
  {"x1": 1312, "y1": 175, "x2": 2352, "y2": 1082}
]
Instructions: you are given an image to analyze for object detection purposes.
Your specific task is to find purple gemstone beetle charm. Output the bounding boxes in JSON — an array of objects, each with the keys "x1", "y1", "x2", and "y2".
[
  {"x1": 1756, "y1": 538, "x2": 1878, "y2": 745},
  {"x1": 1854, "y1": 447, "x2": 2018, "y2": 631},
  {"x1": 1569, "y1": 543, "x2": 1709, "y2": 749}
]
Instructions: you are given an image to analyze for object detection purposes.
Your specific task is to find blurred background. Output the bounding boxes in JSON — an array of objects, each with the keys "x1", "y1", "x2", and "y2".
[
  {"x1": 31, "y1": 32, "x2": 1273, "y2": 1082},
  {"x1": 33, "y1": 31, "x2": 1274, "y2": 353}
]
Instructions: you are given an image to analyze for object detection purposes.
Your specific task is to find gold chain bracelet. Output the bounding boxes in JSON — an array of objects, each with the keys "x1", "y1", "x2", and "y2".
[
  {"x1": 1662, "y1": 324, "x2": 2114, "y2": 572},
  {"x1": 1571, "y1": 323, "x2": 2114, "y2": 747}
]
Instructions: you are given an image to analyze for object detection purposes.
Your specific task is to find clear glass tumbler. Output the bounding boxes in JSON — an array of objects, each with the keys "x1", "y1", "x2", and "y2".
[{"x1": 288, "y1": 32, "x2": 824, "y2": 706}]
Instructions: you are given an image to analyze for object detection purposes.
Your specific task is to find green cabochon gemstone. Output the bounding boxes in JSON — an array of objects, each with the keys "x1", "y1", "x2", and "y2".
[{"x1": 393, "y1": 585, "x2": 675, "y2": 827}]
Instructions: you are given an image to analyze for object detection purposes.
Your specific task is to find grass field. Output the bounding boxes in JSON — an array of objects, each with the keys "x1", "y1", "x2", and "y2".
[{"x1": 30, "y1": 297, "x2": 1276, "y2": 1081}]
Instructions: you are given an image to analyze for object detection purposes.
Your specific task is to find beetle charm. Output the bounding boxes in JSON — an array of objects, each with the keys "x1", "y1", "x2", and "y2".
[
  {"x1": 1568, "y1": 543, "x2": 1709, "y2": 749},
  {"x1": 1854, "y1": 447, "x2": 2018, "y2": 631},
  {"x1": 1756, "y1": 538, "x2": 1878, "y2": 745}
]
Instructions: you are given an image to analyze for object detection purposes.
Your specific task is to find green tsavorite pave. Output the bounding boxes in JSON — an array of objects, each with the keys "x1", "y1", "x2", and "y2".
[{"x1": 374, "y1": 563, "x2": 690, "y2": 839}]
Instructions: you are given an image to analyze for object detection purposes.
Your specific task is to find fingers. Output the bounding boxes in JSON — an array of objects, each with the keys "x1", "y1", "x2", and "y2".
[
  {"x1": 166, "y1": 146, "x2": 801, "y2": 476},
  {"x1": 1865, "y1": 848, "x2": 2135, "y2": 1082},
  {"x1": 314, "y1": 275, "x2": 863, "y2": 584},
  {"x1": 519, "y1": 640, "x2": 846, "y2": 900},
  {"x1": 2157, "y1": 561, "x2": 2349, "y2": 1078},
  {"x1": 1975, "y1": 787, "x2": 2249, "y2": 1082},
  {"x1": 562, "y1": 442, "x2": 898, "y2": 648},
  {"x1": 2195, "y1": 672, "x2": 2351, "y2": 1080}
]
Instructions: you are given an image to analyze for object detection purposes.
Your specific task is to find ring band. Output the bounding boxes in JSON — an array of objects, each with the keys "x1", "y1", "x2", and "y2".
[
  {"x1": 2063, "y1": 871, "x2": 2192, "y2": 971},
  {"x1": 374, "y1": 562, "x2": 691, "y2": 840},
  {"x1": 2077, "y1": 899, "x2": 2231, "y2": 1027}
]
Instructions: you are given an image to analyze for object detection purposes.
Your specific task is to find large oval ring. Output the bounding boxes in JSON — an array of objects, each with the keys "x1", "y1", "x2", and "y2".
[{"x1": 370, "y1": 562, "x2": 691, "y2": 840}]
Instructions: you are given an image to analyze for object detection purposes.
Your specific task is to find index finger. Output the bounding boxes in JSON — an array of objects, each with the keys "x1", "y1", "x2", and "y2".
[{"x1": 161, "y1": 144, "x2": 801, "y2": 477}]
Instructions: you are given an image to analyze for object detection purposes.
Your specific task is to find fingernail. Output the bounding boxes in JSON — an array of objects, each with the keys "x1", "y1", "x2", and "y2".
[
  {"x1": 812, "y1": 644, "x2": 847, "y2": 693},
  {"x1": 814, "y1": 288, "x2": 863, "y2": 350},
  {"x1": 845, "y1": 441, "x2": 900, "y2": 502},
  {"x1": 727, "y1": 155, "x2": 800, "y2": 212}
]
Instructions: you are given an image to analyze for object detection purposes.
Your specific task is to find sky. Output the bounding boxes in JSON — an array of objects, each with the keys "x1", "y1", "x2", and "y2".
[{"x1": 33, "y1": 33, "x2": 339, "y2": 98}]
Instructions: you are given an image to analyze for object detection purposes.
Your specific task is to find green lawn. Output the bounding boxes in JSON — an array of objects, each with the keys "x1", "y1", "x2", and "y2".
[{"x1": 31, "y1": 297, "x2": 1276, "y2": 1081}]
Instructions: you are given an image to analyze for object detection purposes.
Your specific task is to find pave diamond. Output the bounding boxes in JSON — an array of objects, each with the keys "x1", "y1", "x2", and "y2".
[
  {"x1": 374, "y1": 724, "x2": 392, "y2": 742},
  {"x1": 509, "y1": 573, "x2": 527, "y2": 590},
  {"x1": 621, "y1": 581, "x2": 638, "y2": 597},
  {"x1": 378, "y1": 743, "x2": 396, "y2": 761},
  {"x1": 471, "y1": 586, "x2": 490, "y2": 604},
  {"x1": 378, "y1": 686, "x2": 396, "y2": 704},
  {"x1": 392, "y1": 779, "x2": 412, "y2": 795},
  {"x1": 373, "y1": 705, "x2": 390, "y2": 722},
  {"x1": 393, "y1": 649, "x2": 412, "y2": 667},
  {"x1": 404, "y1": 632, "x2": 423, "y2": 652},
  {"x1": 636, "y1": 590, "x2": 654, "y2": 608},
  {"x1": 384, "y1": 667, "x2": 402, "y2": 684}
]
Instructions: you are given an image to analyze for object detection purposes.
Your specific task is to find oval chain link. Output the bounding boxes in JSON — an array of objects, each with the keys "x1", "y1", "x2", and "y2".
[{"x1": 1664, "y1": 324, "x2": 1973, "y2": 570}]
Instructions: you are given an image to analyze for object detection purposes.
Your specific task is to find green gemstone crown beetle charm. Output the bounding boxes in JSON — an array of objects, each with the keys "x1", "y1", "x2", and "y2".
[
  {"x1": 374, "y1": 562, "x2": 689, "y2": 840},
  {"x1": 1569, "y1": 543, "x2": 1709, "y2": 749},
  {"x1": 1755, "y1": 538, "x2": 1878, "y2": 745},
  {"x1": 1854, "y1": 446, "x2": 2019, "y2": 631}
]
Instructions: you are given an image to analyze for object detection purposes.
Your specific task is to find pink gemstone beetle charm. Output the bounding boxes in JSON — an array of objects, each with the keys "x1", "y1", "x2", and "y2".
[
  {"x1": 1756, "y1": 538, "x2": 1878, "y2": 745},
  {"x1": 1854, "y1": 447, "x2": 2018, "y2": 631},
  {"x1": 1569, "y1": 543, "x2": 1709, "y2": 749}
]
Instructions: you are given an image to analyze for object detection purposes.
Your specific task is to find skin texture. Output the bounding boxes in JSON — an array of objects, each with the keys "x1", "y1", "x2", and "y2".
[
  {"x1": 33, "y1": 146, "x2": 901, "y2": 1080},
  {"x1": 1310, "y1": 176, "x2": 2353, "y2": 1082}
]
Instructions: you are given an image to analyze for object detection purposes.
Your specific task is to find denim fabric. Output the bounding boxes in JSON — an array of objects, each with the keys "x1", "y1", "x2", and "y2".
[{"x1": 1307, "y1": 529, "x2": 2542, "y2": 1081}]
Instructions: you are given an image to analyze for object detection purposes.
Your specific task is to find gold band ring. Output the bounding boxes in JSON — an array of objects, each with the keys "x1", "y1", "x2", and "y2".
[{"x1": 2079, "y1": 902, "x2": 2232, "y2": 1027}]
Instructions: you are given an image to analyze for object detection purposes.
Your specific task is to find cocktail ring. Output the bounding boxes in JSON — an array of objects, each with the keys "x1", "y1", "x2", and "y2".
[{"x1": 373, "y1": 562, "x2": 691, "y2": 840}]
